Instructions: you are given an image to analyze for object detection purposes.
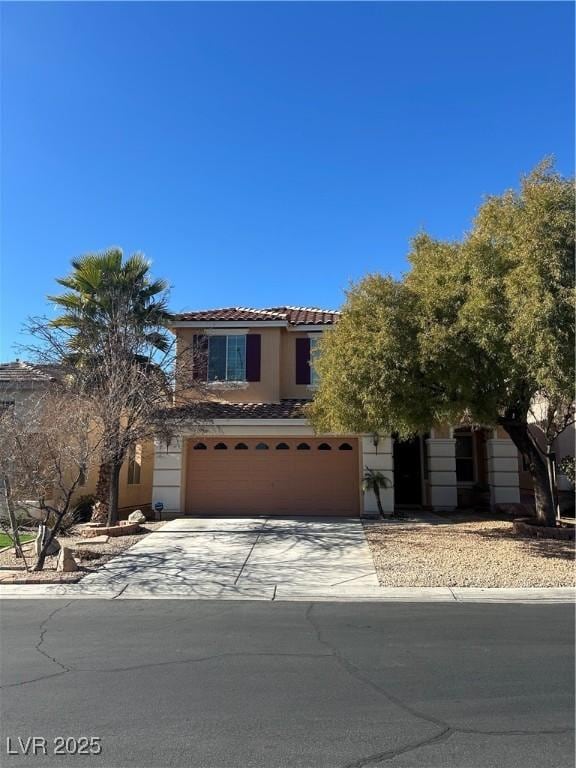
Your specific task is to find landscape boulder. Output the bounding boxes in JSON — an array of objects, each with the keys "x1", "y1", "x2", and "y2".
[
  {"x1": 57, "y1": 546, "x2": 79, "y2": 572},
  {"x1": 128, "y1": 509, "x2": 147, "y2": 524}
]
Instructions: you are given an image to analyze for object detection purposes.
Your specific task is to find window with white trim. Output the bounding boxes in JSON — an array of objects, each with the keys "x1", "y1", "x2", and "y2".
[
  {"x1": 127, "y1": 444, "x2": 142, "y2": 485},
  {"x1": 208, "y1": 335, "x2": 246, "y2": 382},
  {"x1": 309, "y1": 336, "x2": 320, "y2": 386}
]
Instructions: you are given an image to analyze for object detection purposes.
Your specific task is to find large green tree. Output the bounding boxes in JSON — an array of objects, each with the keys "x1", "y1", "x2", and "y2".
[
  {"x1": 47, "y1": 248, "x2": 172, "y2": 524},
  {"x1": 310, "y1": 162, "x2": 575, "y2": 526}
]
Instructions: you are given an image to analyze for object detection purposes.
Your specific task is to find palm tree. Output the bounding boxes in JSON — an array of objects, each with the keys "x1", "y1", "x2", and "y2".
[
  {"x1": 49, "y1": 249, "x2": 171, "y2": 352},
  {"x1": 362, "y1": 468, "x2": 393, "y2": 518},
  {"x1": 48, "y1": 248, "x2": 172, "y2": 523}
]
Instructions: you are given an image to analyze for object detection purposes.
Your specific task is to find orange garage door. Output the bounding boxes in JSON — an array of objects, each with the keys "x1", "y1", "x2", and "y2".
[{"x1": 185, "y1": 437, "x2": 360, "y2": 516}]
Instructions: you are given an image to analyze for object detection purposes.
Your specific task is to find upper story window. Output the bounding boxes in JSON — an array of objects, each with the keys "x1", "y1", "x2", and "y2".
[
  {"x1": 208, "y1": 335, "x2": 246, "y2": 382},
  {"x1": 192, "y1": 332, "x2": 260, "y2": 383}
]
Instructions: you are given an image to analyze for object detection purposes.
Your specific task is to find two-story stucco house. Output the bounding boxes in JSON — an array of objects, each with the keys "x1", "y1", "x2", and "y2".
[{"x1": 151, "y1": 307, "x2": 522, "y2": 519}]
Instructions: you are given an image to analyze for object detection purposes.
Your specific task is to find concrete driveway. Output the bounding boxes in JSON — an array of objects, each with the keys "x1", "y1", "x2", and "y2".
[{"x1": 80, "y1": 517, "x2": 379, "y2": 598}]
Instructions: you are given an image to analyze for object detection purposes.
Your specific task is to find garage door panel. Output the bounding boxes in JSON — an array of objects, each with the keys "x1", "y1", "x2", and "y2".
[{"x1": 185, "y1": 438, "x2": 359, "y2": 516}]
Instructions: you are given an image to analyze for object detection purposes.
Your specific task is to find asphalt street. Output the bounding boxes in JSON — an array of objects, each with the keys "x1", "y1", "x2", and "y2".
[{"x1": 0, "y1": 600, "x2": 573, "y2": 768}]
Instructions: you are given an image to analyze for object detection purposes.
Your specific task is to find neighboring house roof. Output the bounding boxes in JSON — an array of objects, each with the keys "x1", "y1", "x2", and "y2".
[
  {"x1": 0, "y1": 360, "x2": 58, "y2": 385},
  {"x1": 169, "y1": 399, "x2": 310, "y2": 420},
  {"x1": 172, "y1": 306, "x2": 340, "y2": 326}
]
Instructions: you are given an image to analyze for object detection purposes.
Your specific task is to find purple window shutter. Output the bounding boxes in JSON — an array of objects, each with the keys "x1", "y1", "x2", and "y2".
[
  {"x1": 295, "y1": 338, "x2": 311, "y2": 385},
  {"x1": 246, "y1": 334, "x2": 261, "y2": 382},
  {"x1": 192, "y1": 334, "x2": 208, "y2": 381}
]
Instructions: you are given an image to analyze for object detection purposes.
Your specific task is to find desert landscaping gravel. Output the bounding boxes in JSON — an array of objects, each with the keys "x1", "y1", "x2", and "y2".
[
  {"x1": 364, "y1": 514, "x2": 575, "y2": 588},
  {"x1": 0, "y1": 522, "x2": 165, "y2": 583}
]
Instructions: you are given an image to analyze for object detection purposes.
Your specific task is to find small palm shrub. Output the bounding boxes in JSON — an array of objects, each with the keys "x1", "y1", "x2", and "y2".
[{"x1": 362, "y1": 468, "x2": 393, "y2": 517}]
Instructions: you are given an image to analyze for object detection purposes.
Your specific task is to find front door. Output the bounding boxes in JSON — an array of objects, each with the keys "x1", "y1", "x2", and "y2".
[{"x1": 393, "y1": 437, "x2": 423, "y2": 506}]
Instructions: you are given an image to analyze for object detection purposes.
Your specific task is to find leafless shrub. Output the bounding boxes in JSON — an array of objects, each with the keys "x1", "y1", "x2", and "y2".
[
  {"x1": 21, "y1": 315, "x2": 209, "y2": 526},
  {"x1": 0, "y1": 387, "x2": 103, "y2": 570}
]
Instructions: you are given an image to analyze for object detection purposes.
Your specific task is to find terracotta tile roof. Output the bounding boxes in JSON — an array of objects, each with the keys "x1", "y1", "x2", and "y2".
[
  {"x1": 169, "y1": 399, "x2": 310, "y2": 420},
  {"x1": 0, "y1": 361, "x2": 57, "y2": 384},
  {"x1": 173, "y1": 306, "x2": 340, "y2": 325},
  {"x1": 268, "y1": 306, "x2": 340, "y2": 325},
  {"x1": 173, "y1": 308, "x2": 285, "y2": 323}
]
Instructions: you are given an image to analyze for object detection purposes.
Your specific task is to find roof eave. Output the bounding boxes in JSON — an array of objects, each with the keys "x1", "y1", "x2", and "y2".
[
  {"x1": 169, "y1": 320, "x2": 288, "y2": 329},
  {"x1": 286, "y1": 324, "x2": 335, "y2": 332}
]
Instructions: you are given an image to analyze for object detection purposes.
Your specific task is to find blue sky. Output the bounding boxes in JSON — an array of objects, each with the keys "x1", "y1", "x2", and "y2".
[{"x1": 1, "y1": 1, "x2": 574, "y2": 358}]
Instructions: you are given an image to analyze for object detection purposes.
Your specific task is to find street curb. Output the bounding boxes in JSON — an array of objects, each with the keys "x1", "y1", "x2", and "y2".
[{"x1": 0, "y1": 584, "x2": 574, "y2": 603}]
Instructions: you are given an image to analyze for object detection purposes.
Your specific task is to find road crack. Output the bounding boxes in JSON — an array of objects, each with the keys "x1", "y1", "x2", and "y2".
[
  {"x1": 2, "y1": 601, "x2": 74, "y2": 690},
  {"x1": 304, "y1": 604, "x2": 574, "y2": 767},
  {"x1": 305, "y1": 603, "x2": 450, "y2": 730},
  {"x1": 35, "y1": 601, "x2": 73, "y2": 673},
  {"x1": 1, "y1": 648, "x2": 332, "y2": 689},
  {"x1": 344, "y1": 727, "x2": 453, "y2": 768}
]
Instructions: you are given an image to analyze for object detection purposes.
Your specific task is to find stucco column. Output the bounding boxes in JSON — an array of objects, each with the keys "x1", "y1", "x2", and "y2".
[
  {"x1": 361, "y1": 435, "x2": 394, "y2": 517},
  {"x1": 486, "y1": 438, "x2": 520, "y2": 507},
  {"x1": 152, "y1": 436, "x2": 183, "y2": 519},
  {"x1": 426, "y1": 438, "x2": 457, "y2": 511}
]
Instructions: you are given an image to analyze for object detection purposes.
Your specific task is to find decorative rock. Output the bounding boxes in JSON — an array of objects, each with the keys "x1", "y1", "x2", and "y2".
[
  {"x1": 57, "y1": 547, "x2": 79, "y2": 572},
  {"x1": 128, "y1": 509, "x2": 147, "y2": 524}
]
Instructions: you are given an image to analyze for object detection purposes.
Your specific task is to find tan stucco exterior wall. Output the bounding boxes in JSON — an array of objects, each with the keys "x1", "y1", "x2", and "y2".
[
  {"x1": 174, "y1": 326, "x2": 330, "y2": 403},
  {"x1": 176, "y1": 326, "x2": 281, "y2": 403},
  {"x1": 118, "y1": 440, "x2": 154, "y2": 511},
  {"x1": 70, "y1": 439, "x2": 154, "y2": 514}
]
